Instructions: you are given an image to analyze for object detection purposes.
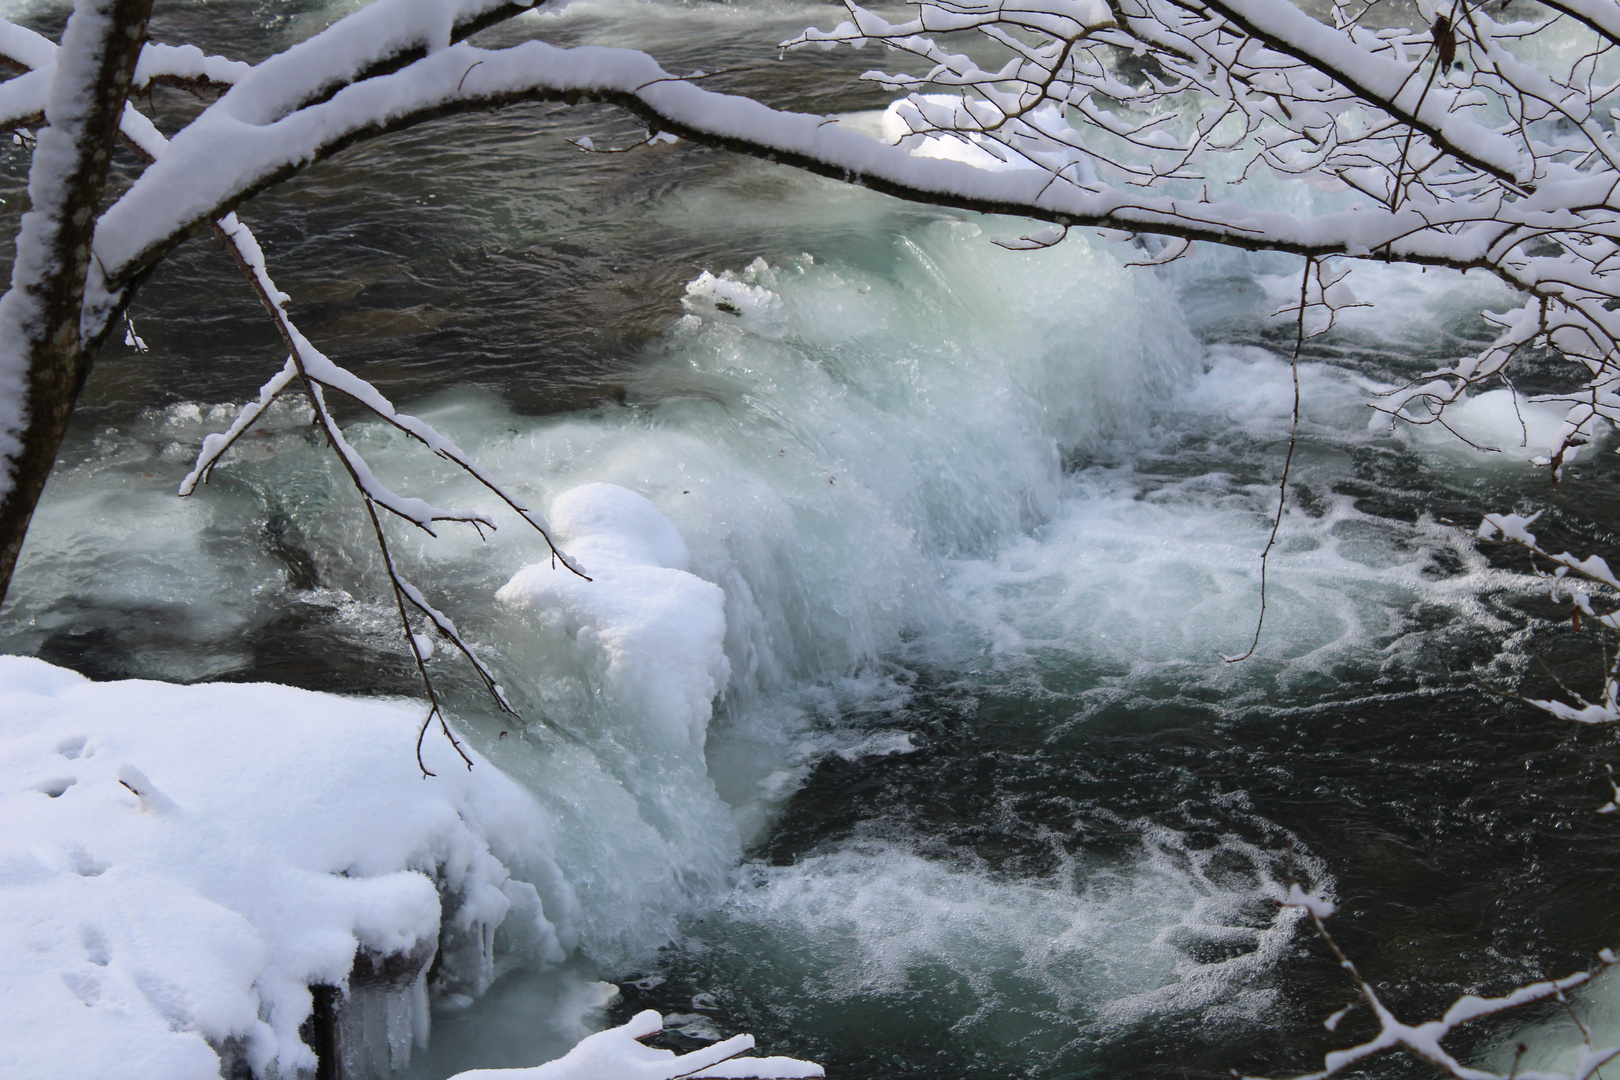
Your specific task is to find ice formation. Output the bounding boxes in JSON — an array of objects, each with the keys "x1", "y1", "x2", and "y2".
[
  {"x1": 497, "y1": 483, "x2": 731, "y2": 755},
  {"x1": 1401, "y1": 387, "x2": 1611, "y2": 463}
]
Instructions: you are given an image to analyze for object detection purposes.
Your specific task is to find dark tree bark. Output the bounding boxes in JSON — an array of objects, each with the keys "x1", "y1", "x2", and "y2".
[{"x1": 0, "y1": 0, "x2": 153, "y2": 608}]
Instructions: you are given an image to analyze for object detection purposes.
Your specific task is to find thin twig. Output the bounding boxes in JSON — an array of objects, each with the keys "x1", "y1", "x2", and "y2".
[{"x1": 1225, "y1": 256, "x2": 1311, "y2": 663}]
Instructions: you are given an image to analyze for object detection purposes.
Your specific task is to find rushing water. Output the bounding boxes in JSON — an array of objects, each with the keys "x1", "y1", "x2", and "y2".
[{"x1": 3, "y1": 1, "x2": 1620, "y2": 1078}]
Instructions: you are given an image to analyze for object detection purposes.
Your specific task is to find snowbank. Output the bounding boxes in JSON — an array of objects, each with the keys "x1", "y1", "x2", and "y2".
[
  {"x1": 0, "y1": 655, "x2": 577, "y2": 1080},
  {"x1": 497, "y1": 483, "x2": 730, "y2": 755}
]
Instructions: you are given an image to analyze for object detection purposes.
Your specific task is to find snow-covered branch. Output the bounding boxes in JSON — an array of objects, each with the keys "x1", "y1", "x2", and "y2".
[
  {"x1": 190, "y1": 201, "x2": 587, "y2": 765},
  {"x1": 6, "y1": 0, "x2": 1620, "y2": 764},
  {"x1": 783, "y1": 0, "x2": 1620, "y2": 460},
  {"x1": 1477, "y1": 511, "x2": 1620, "y2": 723},
  {"x1": 0, "y1": 0, "x2": 152, "y2": 605},
  {"x1": 446, "y1": 1009, "x2": 824, "y2": 1080},
  {"x1": 1259, "y1": 887, "x2": 1620, "y2": 1080},
  {"x1": 0, "y1": 11, "x2": 586, "y2": 767},
  {"x1": 771, "y1": 0, "x2": 1620, "y2": 713},
  {"x1": 6, "y1": 0, "x2": 1612, "y2": 450},
  {"x1": 45, "y1": 0, "x2": 1620, "y2": 534}
]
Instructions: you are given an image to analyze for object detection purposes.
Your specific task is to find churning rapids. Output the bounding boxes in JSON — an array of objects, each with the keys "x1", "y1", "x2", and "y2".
[{"x1": 3, "y1": 0, "x2": 1620, "y2": 1077}]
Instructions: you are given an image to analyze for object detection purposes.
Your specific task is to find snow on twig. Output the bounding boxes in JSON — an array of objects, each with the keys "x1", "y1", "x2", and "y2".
[
  {"x1": 444, "y1": 1009, "x2": 824, "y2": 1079},
  {"x1": 176, "y1": 355, "x2": 298, "y2": 494},
  {"x1": 771, "y1": 0, "x2": 1620, "y2": 711},
  {"x1": 1599, "y1": 765, "x2": 1620, "y2": 814},
  {"x1": 12, "y1": 0, "x2": 1620, "y2": 484},
  {"x1": 203, "y1": 201, "x2": 580, "y2": 763},
  {"x1": 783, "y1": 0, "x2": 1620, "y2": 478},
  {"x1": 1253, "y1": 885, "x2": 1620, "y2": 1080},
  {"x1": 132, "y1": 42, "x2": 250, "y2": 90},
  {"x1": 1476, "y1": 512, "x2": 1620, "y2": 722}
]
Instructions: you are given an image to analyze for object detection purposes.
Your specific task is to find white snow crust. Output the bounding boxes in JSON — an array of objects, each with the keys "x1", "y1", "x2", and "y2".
[{"x1": 0, "y1": 655, "x2": 576, "y2": 1080}]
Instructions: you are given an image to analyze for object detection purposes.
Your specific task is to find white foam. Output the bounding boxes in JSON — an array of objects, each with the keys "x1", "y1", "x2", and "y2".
[
  {"x1": 925, "y1": 349, "x2": 1520, "y2": 703},
  {"x1": 694, "y1": 826, "x2": 1317, "y2": 1049}
]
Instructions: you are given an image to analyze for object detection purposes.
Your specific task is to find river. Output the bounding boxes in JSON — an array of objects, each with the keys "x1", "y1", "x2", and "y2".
[{"x1": 1, "y1": 0, "x2": 1618, "y2": 1077}]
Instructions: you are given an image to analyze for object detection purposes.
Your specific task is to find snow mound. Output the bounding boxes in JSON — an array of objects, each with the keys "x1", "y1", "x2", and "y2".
[
  {"x1": 0, "y1": 656, "x2": 575, "y2": 1080},
  {"x1": 497, "y1": 483, "x2": 730, "y2": 754}
]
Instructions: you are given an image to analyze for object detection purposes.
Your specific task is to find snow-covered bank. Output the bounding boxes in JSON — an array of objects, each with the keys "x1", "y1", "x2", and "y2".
[
  {"x1": 0, "y1": 480, "x2": 828, "y2": 1080},
  {"x1": 0, "y1": 656, "x2": 577, "y2": 1079}
]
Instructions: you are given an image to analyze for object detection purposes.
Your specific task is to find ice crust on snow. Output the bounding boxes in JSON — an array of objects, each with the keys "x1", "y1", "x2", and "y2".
[
  {"x1": 0, "y1": 656, "x2": 576, "y2": 1080},
  {"x1": 684, "y1": 262, "x2": 788, "y2": 339},
  {"x1": 497, "y1": 483, "x2": 730, "y2": 754}
]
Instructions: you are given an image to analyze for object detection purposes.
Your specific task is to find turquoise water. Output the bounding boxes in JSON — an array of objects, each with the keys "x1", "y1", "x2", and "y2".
[{"x1": 1, "y1": 1, "x2": 1618, "y2": 1077}]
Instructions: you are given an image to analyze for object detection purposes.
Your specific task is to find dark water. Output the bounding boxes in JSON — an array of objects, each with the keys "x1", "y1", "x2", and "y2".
[
  {"x1": 614, "y1": 689, "x2": 1619, "y2": 1079},
  {"x1": 3, "y1": 1, "x2": 1619, "y2": 1079}
]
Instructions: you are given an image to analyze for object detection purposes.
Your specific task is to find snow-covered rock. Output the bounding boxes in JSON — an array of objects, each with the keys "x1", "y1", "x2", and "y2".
[{"x1": 0, "y1": 656, "x2": 577, "y2": 1080}]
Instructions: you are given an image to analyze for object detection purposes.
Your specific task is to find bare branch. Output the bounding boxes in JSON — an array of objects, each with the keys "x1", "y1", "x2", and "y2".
[{"x1": 0, "y1": 15, "x2": 585, "y2": 749}]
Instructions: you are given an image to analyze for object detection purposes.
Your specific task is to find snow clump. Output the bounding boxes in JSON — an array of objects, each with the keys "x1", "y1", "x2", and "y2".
[{"x1": 497, "y1": 483, "x2": 730, "y2": 755}]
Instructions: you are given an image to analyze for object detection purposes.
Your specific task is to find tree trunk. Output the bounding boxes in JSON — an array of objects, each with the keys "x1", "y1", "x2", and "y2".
[{"x1": 0, "y1": 0, "x2": 153, "y2": 609}]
